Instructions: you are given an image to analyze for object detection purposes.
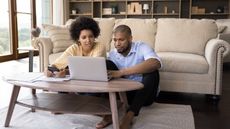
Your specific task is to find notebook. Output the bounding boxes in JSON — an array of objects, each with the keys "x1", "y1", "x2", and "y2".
[{"x1": 68, "y1": 56, "x2": 109, "y2": 82}]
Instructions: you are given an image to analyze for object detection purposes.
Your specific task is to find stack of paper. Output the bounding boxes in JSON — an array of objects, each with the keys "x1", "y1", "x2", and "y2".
[
  {"x1": 3, "y1": 72, "x2": 70, "y2": 83},
  {"x1": 36, "y1": 75, "x2": 70, "y2": 82}
]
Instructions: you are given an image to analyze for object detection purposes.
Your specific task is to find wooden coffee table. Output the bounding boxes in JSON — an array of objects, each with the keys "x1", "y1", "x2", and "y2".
[{"x1": 4, "y1": 77, "x2": 143, "y2": 129}]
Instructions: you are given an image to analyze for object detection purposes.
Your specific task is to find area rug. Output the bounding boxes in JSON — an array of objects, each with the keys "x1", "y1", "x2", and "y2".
[{"x1": 0, "y1": 103, "x2": 195, "y2": 129}]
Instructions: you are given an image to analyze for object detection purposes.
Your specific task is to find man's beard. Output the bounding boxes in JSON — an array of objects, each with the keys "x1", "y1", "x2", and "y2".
[{"x1": 117, "y1": 42, "x2": 131, "y2": 54}]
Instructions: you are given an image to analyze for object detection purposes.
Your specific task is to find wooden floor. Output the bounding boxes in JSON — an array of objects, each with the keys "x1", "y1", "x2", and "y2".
[
  {"x1": 0, "y1": 57, "x2": 230, "y2": 129},
  {"x1": 0, "y1": 57, "x2": 40, "y2": 109},
  {"x1": 157, "y1": 63, "x2": 230, "y2": 129}
]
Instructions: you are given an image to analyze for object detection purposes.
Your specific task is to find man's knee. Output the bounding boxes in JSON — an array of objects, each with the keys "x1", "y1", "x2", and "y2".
[
  {"x1": 143, "y1": 70, "x2": 159, "y2": 78},
  {"x1": 142, "y1": 70, "x2": 160, "y2": 100},
  {"x1": 142, "y1": 70, "x2": 160, "y2": 85}
]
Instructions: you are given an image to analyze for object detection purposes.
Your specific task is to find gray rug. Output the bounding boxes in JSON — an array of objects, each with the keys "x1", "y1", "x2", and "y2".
[{"x1": 0, "y1": 103, "x2": 195, "y2": 129}]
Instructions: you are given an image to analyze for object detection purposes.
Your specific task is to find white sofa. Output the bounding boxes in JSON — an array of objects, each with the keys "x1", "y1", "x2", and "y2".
[
  {"x1": 216, "y1": 19, "x2": 230, "y2": 63},
  {"x1": 35, "y1": 18, "x2": 230, "y2": 96}
]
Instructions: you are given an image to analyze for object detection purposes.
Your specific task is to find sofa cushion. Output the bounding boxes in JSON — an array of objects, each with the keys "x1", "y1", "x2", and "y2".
[
  {"x1": 155, "y1": 19, "x2": 218, "y2": 56},
  {"x1": 94, "y1": 18, "x2": 115, "y2": 52},
  {"x1": 111, "y1": 19, "x2": 157, "y2": 49},
  {"x1": 157, "y1": 52, "x2": 209, "y2": 74},
  {"x1": 42, "y1": 24, "x2": 74, "y2": 53}
]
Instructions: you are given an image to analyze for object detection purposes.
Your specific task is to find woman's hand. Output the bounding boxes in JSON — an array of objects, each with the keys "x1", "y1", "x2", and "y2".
[
  {"x1": 44, "y1": 68, "x2": 66, "y2": 78},
  {"x1": 54, "y1": 69, "x2": 66, "y2": 78},
  {"x1": 44, "y1": 68, "x2": 54, "y2": 77}
]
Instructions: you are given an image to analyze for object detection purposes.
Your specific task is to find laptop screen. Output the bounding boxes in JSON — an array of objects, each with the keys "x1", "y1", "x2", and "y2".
[{"x1": 68, "y1": 56, "x2": 109, "y2": 82}]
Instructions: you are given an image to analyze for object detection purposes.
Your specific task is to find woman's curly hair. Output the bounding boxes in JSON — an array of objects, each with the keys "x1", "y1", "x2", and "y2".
[{"x1": 69, "y1": 16, "x2": 100, "y2": 42}]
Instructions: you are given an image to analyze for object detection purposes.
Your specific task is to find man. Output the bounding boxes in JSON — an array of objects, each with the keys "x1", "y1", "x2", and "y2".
[{"x1": 96, "y1": 25, "x2": 161, "y2": 129}]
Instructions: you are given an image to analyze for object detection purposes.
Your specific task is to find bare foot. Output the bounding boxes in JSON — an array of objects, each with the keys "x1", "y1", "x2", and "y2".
[
  {"x1": 96, "y1": 115, "x2": 112, "y2": 129},
  {"x1": 120, "y1": 111, "x2": 135, "y2": 129}
]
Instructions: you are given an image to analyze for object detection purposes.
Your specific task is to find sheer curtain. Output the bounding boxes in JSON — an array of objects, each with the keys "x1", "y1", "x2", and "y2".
[
  {"x1": 36, "y1": 0, "x2": 66, "y2": 35},
  {"x1": 53, "y1": 0, "x2": 65, "y2": 25},
  {"x1": 36, "y1": 0, "x2": 53, "y2": 36}
]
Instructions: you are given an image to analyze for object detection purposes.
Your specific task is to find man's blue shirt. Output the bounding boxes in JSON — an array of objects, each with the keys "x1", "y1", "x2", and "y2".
[{"x1": 108, "y1": 41, "x2": 162, "y2": 82}]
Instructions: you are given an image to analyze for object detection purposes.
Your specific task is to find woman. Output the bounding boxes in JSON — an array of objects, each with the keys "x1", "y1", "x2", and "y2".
[
  {"x1": 45, "y1": 16, "x2": 106, "y2": 77},
  {"x1": 45, "y1": 16, "x2": 115, "y2": 129}
]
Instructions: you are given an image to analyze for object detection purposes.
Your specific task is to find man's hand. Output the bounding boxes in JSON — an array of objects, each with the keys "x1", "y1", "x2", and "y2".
[{"x1": 108, "y1": 70, "x2": 124, "y2": 79}]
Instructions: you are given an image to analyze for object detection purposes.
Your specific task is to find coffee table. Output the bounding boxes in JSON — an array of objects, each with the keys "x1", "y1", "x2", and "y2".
[{"x1": 4, "y1": 77, "x2": 143, "y2": 129}]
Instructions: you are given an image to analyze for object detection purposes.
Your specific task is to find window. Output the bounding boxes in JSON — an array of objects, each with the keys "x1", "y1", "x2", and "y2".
[
  {"x1": 0, "y1": 0, "x2": 52, "y2": 62},
  {"x1": 16, "y1": 0, "x2": 32, "y2": 49},
  {"x1": 0, "y1": 1, "x2": 11, "y2": 56}
]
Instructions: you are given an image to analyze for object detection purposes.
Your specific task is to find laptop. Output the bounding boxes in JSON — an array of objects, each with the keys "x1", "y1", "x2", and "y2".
[{"x1": 68, "y1": 56, "x2": 109, "y2": 82}]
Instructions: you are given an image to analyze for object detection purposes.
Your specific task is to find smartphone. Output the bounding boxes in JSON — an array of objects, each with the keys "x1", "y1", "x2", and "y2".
[{"x1": 48, "y1": 66, "x2": 60, "y2": 73}]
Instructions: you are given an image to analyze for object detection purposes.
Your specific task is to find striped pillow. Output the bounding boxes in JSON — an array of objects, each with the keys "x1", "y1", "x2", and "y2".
[{"x1": 42, "y1": 24, "x2": 74, "y2": 53}]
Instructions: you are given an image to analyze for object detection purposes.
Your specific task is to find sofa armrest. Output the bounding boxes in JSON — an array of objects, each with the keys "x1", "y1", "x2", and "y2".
[
  {"x1": 218, "y1": 33, "x2": 230, "y2": 63},
  {"x1": 205, "y1": 39, "x2": 230, "y2": 65},
  {"x1": 205, "y1": 38, "x2": 230, "y2": 94},
  {"x1": 34, "y1": 37, "x2": 53, "y2": 72}
]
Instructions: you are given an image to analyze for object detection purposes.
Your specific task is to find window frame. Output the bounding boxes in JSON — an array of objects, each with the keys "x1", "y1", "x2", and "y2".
[{"x1": 0, "y1": 0, "x2": 36, "y2": 62}]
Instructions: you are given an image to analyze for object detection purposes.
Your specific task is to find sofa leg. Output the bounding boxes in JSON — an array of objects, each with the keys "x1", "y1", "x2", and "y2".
[{"x1": 206, "y1": 95, "x2": 220, "y2": 105}]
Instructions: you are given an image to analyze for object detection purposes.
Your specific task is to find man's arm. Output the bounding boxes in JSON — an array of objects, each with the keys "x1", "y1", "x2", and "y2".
[
  {"x1": 109, "y1": 58, "x2": 161, "y2": 78},
  {"x1": 122, "y1": 58, "x2": 161, "y2": 75}
]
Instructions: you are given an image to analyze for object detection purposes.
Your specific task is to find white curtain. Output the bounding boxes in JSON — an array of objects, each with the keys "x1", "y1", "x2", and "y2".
[{"x1": 52, "y1": 0, "x2": 65, "y2": 25}]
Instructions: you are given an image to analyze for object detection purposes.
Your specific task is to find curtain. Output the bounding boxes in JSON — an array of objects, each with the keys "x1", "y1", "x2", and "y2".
[{"x1": 52, "y1": 0, "x2": 65, "y2": 25}]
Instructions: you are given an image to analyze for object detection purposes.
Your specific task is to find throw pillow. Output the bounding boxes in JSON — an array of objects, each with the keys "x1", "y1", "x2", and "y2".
[
  {"x1": 216, "y1": 19, "x2": 230, "y2": 34},
  {"x1": 42, "y1": 24, "x2": 74, "y2": 53},
  {"x1": 65, "y1": 19, "x2": 75, "y2": 28},
  {"x1": 217, "y1": 25, "x2": 227, "y2": 34}
]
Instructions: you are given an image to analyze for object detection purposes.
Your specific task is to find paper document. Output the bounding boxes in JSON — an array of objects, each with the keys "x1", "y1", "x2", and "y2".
[
  {"x1": 3, "y1": 72, "x2": 44, "y2": 82},
  {"x1": 35, "y1": 75, "x2": 70, "y2": 82},
  {"x1": 3, "y1": 72, "x2": 70, "y2": 82}
]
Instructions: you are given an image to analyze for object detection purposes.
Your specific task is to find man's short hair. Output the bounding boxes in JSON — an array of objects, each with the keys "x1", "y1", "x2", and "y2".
[{"x1": 113, "y1": 25, "x2": 132, "y2": 36}]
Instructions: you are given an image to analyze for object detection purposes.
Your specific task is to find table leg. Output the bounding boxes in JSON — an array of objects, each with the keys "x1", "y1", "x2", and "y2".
[
  {"x1": 109, "y1": 92, "x2": 119, "y2": 129},
  {"x1": 28, "y1": 50, "x2": 36, "y2": 95},
  {"x1": 28, "y1": 50, "x2": 34, "y2": 72},
  {"x1": 32, "y1": 89, "x2": 36, "y2": 94},
  {"x1": 4, "y1": 85, "x2": 21, "y2": 127},
  {"x1": 31, "y1": 94, "x2": 38, "y2": 112}
]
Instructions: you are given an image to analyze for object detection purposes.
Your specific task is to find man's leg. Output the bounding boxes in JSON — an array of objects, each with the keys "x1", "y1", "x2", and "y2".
[
  {"x1": 120, "y1": 70, "x2": 159, "y2": 129},
  {"x1": 127, "y1": 70, "x2": 159, "y2": 115}
]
